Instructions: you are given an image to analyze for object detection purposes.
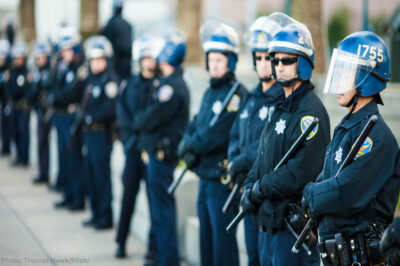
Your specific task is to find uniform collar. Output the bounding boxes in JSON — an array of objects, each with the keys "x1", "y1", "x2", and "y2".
[
  {"x1": 339, "y1": 100, "x2": 379, "y2": 129},
  {"x1": 253, "y1": 82, "x2": 284, "y2": 99},
  {"x1": 277, "y1": 81, "x2": 314, "y2": 112}
]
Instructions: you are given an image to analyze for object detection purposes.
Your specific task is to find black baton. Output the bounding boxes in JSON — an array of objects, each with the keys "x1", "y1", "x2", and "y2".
[
  {"x1": 291, "y1": 115, "x2": 378, "y2": 254},
  {"x1": 167, "y1": 166, "x2": 189, "y2": 195},
  {"x1": 226, "y1": 117, "x2": 320, "y2": 233},
  {"x1": 222, "y1": 183, "x2": 240, "y2": 213}
]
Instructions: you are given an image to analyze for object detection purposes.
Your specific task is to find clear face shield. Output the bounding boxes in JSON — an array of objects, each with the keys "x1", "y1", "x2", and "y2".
[
  {"x1": 200, "y1": 20, "x2": 239, "y2": 54},
  {"x1": 133, "y1": 35, "x2": 164, "y2": 62},
  {"x1": 84, "y1": 36, "x2": 113, "y2": 60},
  {"x1": 323, "y1": 48, "x2": 376, "y2": 95},
  {"x1": 244, "y1": 16, "x2": 271, "y2": 50}
]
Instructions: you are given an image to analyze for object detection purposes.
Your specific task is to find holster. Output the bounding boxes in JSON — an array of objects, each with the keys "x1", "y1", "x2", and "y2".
[{"x1": 320, "y1": 230, "x2": 385, "y2": 266}]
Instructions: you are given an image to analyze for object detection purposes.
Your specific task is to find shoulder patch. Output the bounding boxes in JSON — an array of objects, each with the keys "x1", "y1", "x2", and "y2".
[
  {"x1": 158, "y1": 85, "x2": 174, "y2": 102},
  {"x1": 105, "y1": 81, "x2": 118, "y2": 98},
  {"x1": 300, "y1": 115, "x2": 318, "y2": 140},
  {"x1": 227, "y1": 94, "x2": 241, "y2": 112},
  {"x1": 354, "y1": 137, "x2": 373, "y2": 160},
  {"x1": 77, "y1": 65, "x2": 88, "y2": 80}
]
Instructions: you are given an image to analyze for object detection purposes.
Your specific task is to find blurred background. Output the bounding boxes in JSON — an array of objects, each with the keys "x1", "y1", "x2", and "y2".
[{"x1": 0, "y1": 1, "x2": 399, "y2": 265}]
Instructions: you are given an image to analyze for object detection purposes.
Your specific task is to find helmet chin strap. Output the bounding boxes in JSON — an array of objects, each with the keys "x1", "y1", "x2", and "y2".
[
  {"x1": 260, "y1": 76, "x2": 272, "y2": 82},
  {"x1": 344, "y1": 92, "x2": 359, "y2": 120},
  {"x1": 275, "y1": 76, "x2": 298, "y2": 88}
]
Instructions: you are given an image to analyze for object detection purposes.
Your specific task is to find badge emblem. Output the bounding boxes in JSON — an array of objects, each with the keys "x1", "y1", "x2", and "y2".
[
  {"x1": 92, "y1": 86, "x2": 101, "y2": 98},
  {"x1": 275, "y1": 119, "x2": 286, "y2": 135},
  {"x1": 158, "y1": 85, "x2": 174, "y2": 102},
  {"x1": 259, "y1": 106, "x2": 268, "y2": 121},
  {"x1": 212, "y1": 101, "x2": 223, "y2": 115},
  {"x1": 240, "y1": 109, "x2": 248, "y2": 119},
  {"x1": 335, "y1": 147, "x2": 343, "y2": 164},
  {"x1": 33, "y1": 72, "x2": 41, "y2": 83},
  {"x1": 17, "y1": 75, "x2": 25, "y2": 86},
  {"x1": 354, "y1": 137, "x2": 373, "y2": 160},
  {"x1": 105, "y1": 82, "x2": 118, "y2": 98},
  {"x1": 300, "y1": 115, "x2": 319, "y2": 140},
  {"x1": 66, "y1": 71, "x2": 74, "y2": 83}
]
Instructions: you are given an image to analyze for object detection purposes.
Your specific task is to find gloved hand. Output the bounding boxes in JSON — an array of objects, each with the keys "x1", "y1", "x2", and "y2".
[
  {"x1": 301, "y1": 196, "x2": 320, "y2": 222},
  {"x1": 381, "y1": 218, "x2": 400, "y2": 266},
  {"x1": 250, "y1": 180, "x2": 264, "y2": 205},
  {"x1": 240, "y1": 189, "x2": 257, "y2": 214},
  {"x1": 233, "y1": 172, "x2": 247, "y2": 186},
  {"x1": 182, "y1": 151, "x2": 198, "y2": 168},
  {"x1": 177, "y1": 139, "x2": 189, "y2": 158}
]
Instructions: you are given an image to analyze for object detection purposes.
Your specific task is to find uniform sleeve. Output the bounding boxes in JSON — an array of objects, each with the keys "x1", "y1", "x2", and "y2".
[
  {"x1": 242, "y1": 125, "x2": 267, "y2": 190},
  {"x1": 134, "y1": 84, "x2": 182, "y2": 132},
  {"x1": 116, "y1": 90, "x2": 133, "y2": 131},
  {"x1": 304, "y1": 128, "x2": 399, "y2": 217},
  {"x1": 230, "y1": 137, "x2": 260, "y2": 174},
  {"x1": 259, "y1": 112, "x2": 329, "y2": 200},
  {"x1": 228, "y1": 113, "x2": 241, "y2": 161},
  {"x1": 186, "y1": 87, "x2": 247, "y2": 156},
  {"x1": 242, "y1": 148, "x2": 260, "y2": 191}
]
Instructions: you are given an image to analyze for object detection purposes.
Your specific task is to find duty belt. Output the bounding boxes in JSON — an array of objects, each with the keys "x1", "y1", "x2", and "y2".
[
  {"x1": 258, "y1": 226, "x2": 280, "y2": 234},
  {"x1": 13, "y1": 99, "x2": 29, "y2": 111},
  {"x1": 55, "y1": 104, "x2": 78, "y2": 114},
  {"x1": 84, "y1": 122, "x2": 106, "y2": 132},
  {"x1": 319, "y1": 232, "x2": 384, "y2": 266}
]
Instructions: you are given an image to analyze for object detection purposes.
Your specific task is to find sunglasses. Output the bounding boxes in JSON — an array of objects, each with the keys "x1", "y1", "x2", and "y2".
[
  {"x1": 271, "y1": 57, "x2": 298, "y2": 66},
  {"x1": 255, "y1": 55, "x2": 271, "y2": 61}
]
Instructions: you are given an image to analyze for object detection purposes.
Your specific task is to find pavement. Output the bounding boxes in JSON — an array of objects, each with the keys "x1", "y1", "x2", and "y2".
[{"x1": 0, "y1": 147, "x2": 147, "y2": 266}]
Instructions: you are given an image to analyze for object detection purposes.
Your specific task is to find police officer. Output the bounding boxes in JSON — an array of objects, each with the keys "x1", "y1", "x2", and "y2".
[
  {"x1": 28, "y1": 42, "x2": 52, "y2": 184},
  {"x1": 49, "y1": 27, "x2": 86, "y2": 210},
  {"x1": 114, "y1": 35, "x2": 159, "y2": 259},
  {"x1": 81, "y1": 35, "x2": 118, "y2": 230},
  {"x1": 302, "y1": 31, "x2": 400, "y2": 266},
  {"x1": 227, "y1": 15, "x2": 285, "y2": 266},
  {"x1": 241, "y1": 18, "x2": 331, "y2": 266},
  {"x1": 133, "y1": 31, "x2": 189, "y2": 266},
  {"x1": 101, "y1": 0, "x2": 133, "y2": 79},
  {"x1": 0, "y1": 39, "x2": 11, "y2": 156},
  {"x1": 179, "y1": 22, "x2": 247, "y2": 266},
  {"x1": 381, "y1": 217, "x2": 400, "y2": 266},
  {"x1": 5, "y1": 42, "x2": 31, "y2": 167}
]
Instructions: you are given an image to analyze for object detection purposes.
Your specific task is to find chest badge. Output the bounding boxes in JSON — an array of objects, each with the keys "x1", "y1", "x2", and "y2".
[
  {"x1": 259, "y1": 106, "x2": 268, "y2": 121},
  {"x1": 66, "y1": 71, "x2": 74, "y2": 83},
  {"x1": 105, "y1": 81, "x2": 118, "y2": 99},
  {"x1": 33, "y1": 72, "x2": 41, "y2": 83},
  {"x1": 275, "y1": 119, "x2": 286, "y2": 135},
  {"x1": 212, "y1": 100, "x2": 223, "y2": 115},
  {"x1": 335, "y1": 147, "x2": 343, "y2": 164},
  {"x1": 17, "y1": 75, "x2": 25, "y2": 86},
  {"x1": 92, "y1": 86, "x2": 101, "y2": 98},
  {"x1": 158, "y1": 85, "x2": 174, "y2": 102},
  {"x1": 240, "y1": 109, "x2": 248, "y2": 119}
]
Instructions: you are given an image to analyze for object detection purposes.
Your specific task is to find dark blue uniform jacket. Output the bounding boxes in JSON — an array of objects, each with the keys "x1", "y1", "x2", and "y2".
[
  {"x1": 134, "y1": 67, "x2": 190, "y2": 161},
  {"x1": 244, "y1": 81, "x2": 331, "y2": 229},
  {"x1": 182, "y1": 73, "x2": 248, "y2": 180},
  {"x1": 228, "y1": 82, "x2": 284, "y2": 176},
  {"x1": 116, "y1": 74, "x2": 155, "y2": 150},
  {"x1": 303, "y1": 100, "x2": 400, "y2": 240}
]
